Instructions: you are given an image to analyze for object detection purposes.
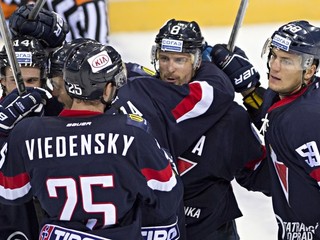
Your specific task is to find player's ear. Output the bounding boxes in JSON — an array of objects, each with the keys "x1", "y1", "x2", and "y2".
[
  {"x1": 102, "y1": 82, "x2": 116, "y2": 103},
  {"x1": 304, "y1": 65, "x2": 317, "y2": 82}
]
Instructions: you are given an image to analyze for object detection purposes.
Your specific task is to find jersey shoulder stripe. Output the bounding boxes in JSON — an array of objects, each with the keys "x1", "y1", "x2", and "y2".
[
  {"x1": 141, "y1": 162, "x2": 177, "y2": 191},
  {"x1": 172, "y1": 81, "x2": 213, "y2": 123},
  {"x1": 0, "y1": 171, "x2": 31, "y2": 200}
]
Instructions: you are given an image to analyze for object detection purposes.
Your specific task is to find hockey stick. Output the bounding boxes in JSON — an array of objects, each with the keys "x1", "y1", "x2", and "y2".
[
  {"x1": 0, "y1": 6, "x2": 26, "y2": 95},
  {"x1": 227, "y1": 0, "x2": 249, "y2": 52},
  {"x1": 28, "y1": 0, "x2": 47, "y2": 19}
]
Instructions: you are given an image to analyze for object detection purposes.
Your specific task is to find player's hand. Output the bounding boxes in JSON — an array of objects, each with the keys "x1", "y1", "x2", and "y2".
[
  {"x1": 0, "y1": 87, "x2": 52, "y2": 135},
  {"x1": 211, "y1": 44, "x2": 260, "y2": 93},
  {"x1": 9, "y1": 4, "x2": 70, "y2": 48}
]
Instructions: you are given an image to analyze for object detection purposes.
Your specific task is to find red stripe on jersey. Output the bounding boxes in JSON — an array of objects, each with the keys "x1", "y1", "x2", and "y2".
[
  {"x1": 141, "y1": 163, "x2": 173, "y2": 182},
  {"x1": 244, "y1": 146, "x2": 266, "y2": 170},
  {"x1": 310, "y1": 168, "x2": 320, "y2": 182},
  {"x1": 171, "y1": 82, "x2": 202, "y2": 120},
  {"x1": 0, "y1": 171, "x2": 30, "y2": 189},
  {"x1": 268, "y1": 87, "x2": 307, "y2": 112}
]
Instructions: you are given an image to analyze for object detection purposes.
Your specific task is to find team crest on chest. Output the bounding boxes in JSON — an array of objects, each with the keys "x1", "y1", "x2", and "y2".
[{"x1": 177, "y1": 157, "x2": 197, "y2": 176}]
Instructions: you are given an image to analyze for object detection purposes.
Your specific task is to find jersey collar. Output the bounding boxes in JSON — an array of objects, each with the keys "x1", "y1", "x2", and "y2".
[
  {"x1": 59, "y1": 109, "x2": 103, "y2": 117},
  {"x1": 268, "y1": 85, "x2": 308, "y2": 113}
]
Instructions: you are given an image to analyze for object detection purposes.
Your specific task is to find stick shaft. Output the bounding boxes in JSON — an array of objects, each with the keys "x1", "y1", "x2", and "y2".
[
  {"x1": 0, "y1": 6, "x2": 26, "y2": 95},
  {"x1": 227, "y1": 0, "x2": 249, "y2": 52},
  {"x1": 28, "y1": 0, "x2": 47, "y2": 19}
]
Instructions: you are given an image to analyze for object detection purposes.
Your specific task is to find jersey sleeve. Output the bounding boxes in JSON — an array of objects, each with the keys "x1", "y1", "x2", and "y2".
[
  {"x1": 0, "y1": 120, "x2": 33, "y2": 205},
  {"x1": 126, "y1": 115, "x2": 183, "y2": 228}
]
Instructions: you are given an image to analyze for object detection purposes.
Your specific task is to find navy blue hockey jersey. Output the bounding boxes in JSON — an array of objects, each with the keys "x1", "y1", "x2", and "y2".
[
  {"x1": 0, "y1": 110, "x2": 183, "y2": 240},
  {"x1": 113, "y1": 61, "x2": 235, "y2": 239},
  {"x1": 111, "y1": 61, "x2": 235, "y2": 160},
  {"x1": 0, "y1": 93, "x2": 64, "y2": 240},
  {"x1": 178, "y1": 102, "x2": 265, "y2": 239},
  {"x1": 238, "y1": 79, "x2": 320, "y2": 239}
]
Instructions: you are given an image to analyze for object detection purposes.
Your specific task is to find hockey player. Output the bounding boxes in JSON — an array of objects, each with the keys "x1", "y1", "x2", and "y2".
[
  {"x1": 108, "y1": 21, "x2": 237, "y2": 240},
  {"x1": 212, "y1": 20, "x2": 320, "y2": 239},
  {"x1": 145, "y1": 19, "x2": 265, "y2": 240},
  {"x1": 0, "y1": 39, "x2": 183, "y2": 239},
  {"x1": 111, "y1": 19, "x2": 235, "y2": 160},
  {"x1": 0, "y1": 34, "x2": 64, "y2": 115},
  {"x1": 0, "y1": 34, "x2": 63, "y2": 240},
  {"x1": 0, "y1": 12, "x2": 69, "y2": 236},
  {"x1": 0, "y1": 35, "x2": 47, "y2": 96},
  {"x1": 47, "y1": 42, "x2": 74, "y2": 109}
]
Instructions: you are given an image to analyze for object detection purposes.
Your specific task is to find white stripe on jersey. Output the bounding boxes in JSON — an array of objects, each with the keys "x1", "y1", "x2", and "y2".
[
  {"x1": 176, "y1": 81, "x2": 214, "y2": 123},
  {"x1": 147, "y1": 171, "x2": 177, "y2": 192},
  {"x1": 0, "y1": 181, "x2": 31, "y2": 200}
]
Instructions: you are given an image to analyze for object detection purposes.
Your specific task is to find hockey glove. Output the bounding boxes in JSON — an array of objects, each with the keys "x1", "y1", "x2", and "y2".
[
  {"x1": 9, "y1": 4, "x2": 70, "y2": 48},
  {"x1": 211, "y1": 44, "x2": 260, "y2": 93},
  {"x1": 0, "y1": 87, "x2": 52, "y2": 135}
]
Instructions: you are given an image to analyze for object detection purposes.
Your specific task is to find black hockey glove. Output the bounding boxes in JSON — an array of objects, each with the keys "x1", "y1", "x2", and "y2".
[
  {"x1": 0, "y1": 87, "x2": 52, "y2": 135},
  {"x1": 9, "y1": 4, "x2": 70, "y2": 48},
  {"x1": 211, "y1": 44, "x2": 260, "y2": 93}
]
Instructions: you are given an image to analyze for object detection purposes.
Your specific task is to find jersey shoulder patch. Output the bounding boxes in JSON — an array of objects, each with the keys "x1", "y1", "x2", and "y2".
[
  {"x1": 126, "y1": 62, "x2": 156, "y2": 78},
  {"x1": 141, "y1": 66, "x2": 156, "y2": 76},
  {"x1": 126, "y1": 114, "x2": 150, "y2": 132}
]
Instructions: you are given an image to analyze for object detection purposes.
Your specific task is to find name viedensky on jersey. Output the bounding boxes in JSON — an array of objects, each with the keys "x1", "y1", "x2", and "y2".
[{"x1": 25, "y1": 133, "x2": 135, "y2": 160}]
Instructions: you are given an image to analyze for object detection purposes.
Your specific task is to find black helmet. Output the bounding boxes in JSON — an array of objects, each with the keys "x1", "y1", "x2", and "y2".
[
  {"x1": 64, "y1": 38, "x2": 127, "y2": 100},
  {"x1": 154, "y1": 19, "x2": 204, "y2": 53},
  {"x1": 0, "y1": 35, "x2": 47, "y2": 81},
  {"x1": 262, "y1": 20, "x2": 320, "y2": 69},
  {"x1": 151, "y1": 19, "x2": 204, "y2": 69},
  {"x1": 47, "y1": 39, "x2": 86, "y2": 78},
  {"x1": 47, "y1": 43, "x2": 70, "y2": 78}
]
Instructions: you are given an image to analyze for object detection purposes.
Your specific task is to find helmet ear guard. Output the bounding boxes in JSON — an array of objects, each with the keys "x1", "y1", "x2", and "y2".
[
  {"x1": 150, "y1": 44, "x2": 157, "y2": 66},
  {"x1": 192, "y1": 49, "x2": 202, "y2": 70}
]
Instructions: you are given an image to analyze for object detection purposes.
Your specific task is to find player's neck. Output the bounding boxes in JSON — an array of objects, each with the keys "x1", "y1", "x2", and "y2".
[{"x1": 71, "y1": 101, "x2": 105, "y2": 113}]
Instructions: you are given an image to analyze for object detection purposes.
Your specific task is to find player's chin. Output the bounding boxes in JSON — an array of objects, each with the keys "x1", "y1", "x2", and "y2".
[{"x1": 268, "y1": 78, "x2": 281, "y2": 89}]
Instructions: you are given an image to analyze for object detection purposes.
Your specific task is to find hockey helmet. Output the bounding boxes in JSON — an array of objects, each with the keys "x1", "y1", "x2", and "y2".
[
  {"x1": 63, "y1": 38, "x2": 127, "y2": 100},
  {"x1": 151, "y1": 19, "x2": 204, "y2": 69},
  {"x1": 0, "y1": 35, "x2": 47, "y2": 81},
  {"x1": 48, "y1": 39, "x2": 86, "y2": 78},
  {"x1": 262, "y1": 20, "x2": 320, "y2": 70},
  {"x1": 47, "y1": 43, "x2": 70, "y2": 78}
]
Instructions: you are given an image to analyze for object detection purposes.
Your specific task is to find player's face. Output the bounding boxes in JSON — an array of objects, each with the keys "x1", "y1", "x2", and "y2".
[
  {"x1": 2, "y1": 67, "x2": 42, "y2": 94},
  {"x1": 50, "y1": 76, "x2": 73, "y2": 109},
  {"x1": 268, "y1": 48, "x2": 305, "y2": 97},
  {"x1": 158, "y1": 51, "x2": 194, "y2": 85}
]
